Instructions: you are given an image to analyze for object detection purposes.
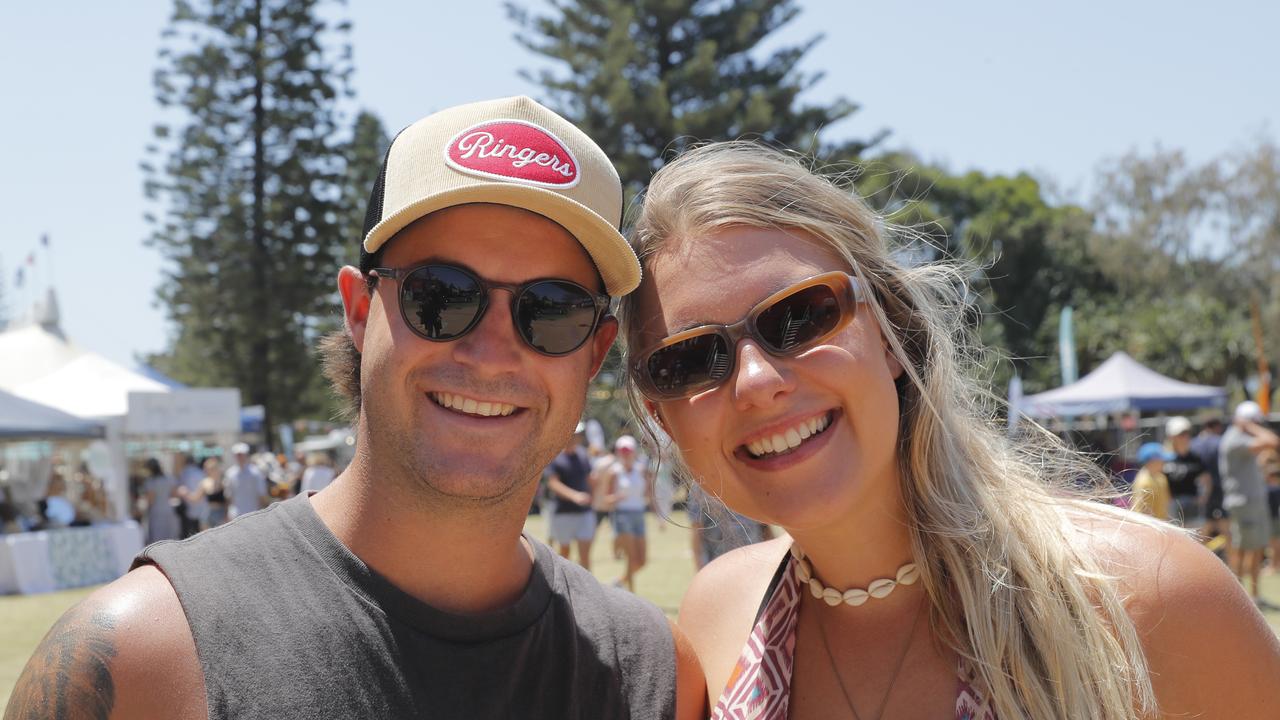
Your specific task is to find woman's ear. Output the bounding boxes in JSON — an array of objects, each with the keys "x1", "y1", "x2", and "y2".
[
  {"x1": 885, "y1": 344, "x2": 905, "y2": 380},
  {"x1": 644, "y1": 399, "x2": 669, "y2": 433}
]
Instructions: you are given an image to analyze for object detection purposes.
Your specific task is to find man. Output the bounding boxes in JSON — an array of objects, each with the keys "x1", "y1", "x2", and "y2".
[
  {"x1": 1190, "y1": 416, "x2": 1228, "y2": 546},
  {"x1": 6, "y1": 97, "x2": 701, "y2": 719},
  {"x1": 1220, "y1": 400, "x2": 1280, "y2": 603},
  {"x1": 222, "y1": 442, "x2": 269, "y2": 519},
  {"x1": 1162, "y1": 416, "x2": 1210, "y2": 528},
  {"x1": 174, "y1": 452, "x2": 206, "y2": 538},
  {"x1": 546, "y1": 423, "x2": 597, "y2": 569}
]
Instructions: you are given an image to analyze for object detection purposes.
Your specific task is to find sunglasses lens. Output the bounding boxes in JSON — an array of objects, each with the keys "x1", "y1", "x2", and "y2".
[
  {"x1": 644, "y1": 333, "x2": 733, "y2": 398},
  {"x1": 517, "y1": 281, "x2": 600, "y2": 355},
  {"x1": 755, "y1": 283, "x2": 844, "y2": 352},
  {"x1": 401, "y1": 265, "x2": 484, "y2": 340}
]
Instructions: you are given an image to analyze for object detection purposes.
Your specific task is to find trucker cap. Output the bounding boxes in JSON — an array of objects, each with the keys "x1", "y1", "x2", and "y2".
[{"x1": 358, "y1": 96, "x2": 640, "y2": 296}]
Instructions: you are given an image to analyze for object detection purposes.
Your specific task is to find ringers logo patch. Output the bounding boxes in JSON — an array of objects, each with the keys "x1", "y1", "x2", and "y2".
[{"x1": 444, "y1": 120, "x2": 580, "y2": 188}]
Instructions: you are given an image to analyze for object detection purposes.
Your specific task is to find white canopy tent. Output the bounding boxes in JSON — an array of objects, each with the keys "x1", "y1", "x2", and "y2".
[
  {"x1": 0, "y1": 324, "x2": 85, "y2": 392},
  {"x1": 1022, "y1": 351, "x2": 1227, "y2": 418},
  {"x1": 2, "y1": 299, "x2": 240, "y2": 521}
]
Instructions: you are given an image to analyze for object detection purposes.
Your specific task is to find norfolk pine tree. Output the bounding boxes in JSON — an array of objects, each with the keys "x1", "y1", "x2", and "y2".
[
  {"x1": 508, "y1": 0, "x2": 880, "y2": 198},
  {"x1": 144, "y1": 0, "x2": 358, "y2": 446}
]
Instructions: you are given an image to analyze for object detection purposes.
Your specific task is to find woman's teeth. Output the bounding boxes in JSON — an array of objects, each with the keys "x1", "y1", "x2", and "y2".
[
  {"x1": 745, "y1": 413, "x2": 831, "y2": 458},
  {"x1": 430, "y1": 392, "x2": 516, "y2": 417}
]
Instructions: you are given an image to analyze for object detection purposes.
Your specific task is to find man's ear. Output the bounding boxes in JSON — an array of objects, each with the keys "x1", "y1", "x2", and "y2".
[
  {"x1": 338, "y1": 266, "x2": 372, "y2": 353},
  {"x1": 587, "y1": 315, "x2": 619, "y2": 378}
]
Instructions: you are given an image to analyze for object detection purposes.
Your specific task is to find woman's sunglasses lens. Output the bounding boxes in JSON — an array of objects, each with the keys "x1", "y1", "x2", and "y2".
[
  {"x1": 646, "y1": 333, "x2": 732, "y2": 397},
  {"x1": 755, "y1": 284, "x2": 843, "y2": 352},
  {"x1": 402, "y1": 266, "x2": 484, "y2": 340},
  {"x1": 517, "y1": 281, "x2": 598, "y2": 354}
]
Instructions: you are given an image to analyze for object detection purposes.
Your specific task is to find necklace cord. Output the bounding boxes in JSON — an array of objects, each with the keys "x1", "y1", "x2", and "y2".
[{"x1": 813, "y1": 595, "x2": 926, "y2": 720}]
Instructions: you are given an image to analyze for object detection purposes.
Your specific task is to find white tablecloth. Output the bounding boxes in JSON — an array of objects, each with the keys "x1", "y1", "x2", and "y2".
[{"x1": 0, "y1": 522, "x2": 144, "y2": 595}]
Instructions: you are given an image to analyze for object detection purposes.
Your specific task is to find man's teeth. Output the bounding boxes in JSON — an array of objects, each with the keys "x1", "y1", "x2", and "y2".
[
  {"x1": 746, "y1": 414, "x2": 830, "y2": 458},
  {"x1": 430, "y1": 392, "x2": 516, "y2": 417}
]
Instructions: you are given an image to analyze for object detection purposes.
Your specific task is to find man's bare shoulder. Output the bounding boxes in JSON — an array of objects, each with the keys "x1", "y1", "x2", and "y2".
[{"x1": 4, "y1": 565, "x2": 206, "y2": 720}]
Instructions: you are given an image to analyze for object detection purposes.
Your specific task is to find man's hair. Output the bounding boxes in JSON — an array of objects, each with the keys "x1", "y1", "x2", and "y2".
[{"x1": 320, "y1": 327, "x2": 362, "y2": 423}]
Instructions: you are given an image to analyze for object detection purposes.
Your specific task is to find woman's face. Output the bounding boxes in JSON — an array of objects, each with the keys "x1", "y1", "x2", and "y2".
[{"x1": 633, "y1": 226, "x2": 905, "y2": 532}]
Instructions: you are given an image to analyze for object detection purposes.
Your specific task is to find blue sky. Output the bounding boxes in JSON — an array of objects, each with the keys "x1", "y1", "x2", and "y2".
[{"x1": 1, "y1": 0, "x2": 1276, "y2": 368}]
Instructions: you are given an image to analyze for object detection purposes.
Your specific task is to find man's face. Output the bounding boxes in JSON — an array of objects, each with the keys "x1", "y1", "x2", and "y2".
[{"x1": 348, "y1": 204, "x2": 616, "y2": 506}]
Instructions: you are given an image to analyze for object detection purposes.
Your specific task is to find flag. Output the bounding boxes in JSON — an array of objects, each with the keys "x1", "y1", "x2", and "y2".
[
  {"x1": 1007, "y1": 374, "x2": 1023, "y2": 433},
  {"x1": 1059, "y1": 306, "x2": 1078, "y2": 385},
  {"x1": 25, "y1": 252, "x2": 34, "y2": 266}
]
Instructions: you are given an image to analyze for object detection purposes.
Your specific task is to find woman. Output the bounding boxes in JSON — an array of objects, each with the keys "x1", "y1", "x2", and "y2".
[
  {"x1": 619, "y1": 142, "x2": 1280, "y2": 718},
  {"x1": 602, "y1": 435, "x2": 654, "y2": 591},
  {"x1": 142, "y1": 457, "x2": 181, "y2": 543},
  {"x1": 190, "y1": 457, "x2": 229, "y2": 530}
]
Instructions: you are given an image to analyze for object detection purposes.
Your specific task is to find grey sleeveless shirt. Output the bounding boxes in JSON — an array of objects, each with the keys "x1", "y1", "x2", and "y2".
[{"x1": 133, "y1": 495, "x2": 675, "y2": 719}]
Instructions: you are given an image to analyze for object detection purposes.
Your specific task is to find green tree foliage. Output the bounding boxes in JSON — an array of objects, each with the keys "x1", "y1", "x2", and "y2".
[
  {"x1": 855, "y1": 153, "x2": 1109, "y2": 392},
  {"x1": 298, "y1": 109, "x2": 391, "y2": 419},
  {"x1": 508, "y1": 0, "x2": 881, "y2": 199},
  {"x1": 143, "y1": 0, "x2": 357, "y2": 446},
  {"x1": 1085, "y1": 145, "x2": 1262, "y2": 391}
]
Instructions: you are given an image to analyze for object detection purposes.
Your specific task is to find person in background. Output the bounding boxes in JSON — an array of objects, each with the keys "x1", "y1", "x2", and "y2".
[
  {"x1": 192, "y1": 457, "x2": 229, "y2": 530},
  {"x1": 1163, "y1": 416, "x2": 1210, "y2": 527},
  {"x1": 1130, "y1": 442, "x2": 1173, "y2": 520},
  {"x1": 1190, "y1": 416, "x2": 1229, "y2": 550},
  {"x1": 175, "y1": 453, "x2": 206, "y2": 538},
  {"x1": 143, "y1": 458, "x2": 182, "y2": 544},
  {"x1": 1220, "y1": 400, "x2": 1279, "y2": 603},
  {"x1": 224, "y1": 442, "x2": 269, "y2": 519},
  {"x1": 72, "y1": 462, "x2": 110, "y2": 525},
  {"x1": 38, "y1": 471, "x2": 76, "y2": 530},
  {"x1": 687, "y1": 484, "x2": 772, "y2": 570},
  {"x1": 300, "y1": 452, "x2": 336, "y2": 495},
  {"x1": 546, "y1": 424, "x2": 597, "y2": 569},
  {"x1": 603, "y1": 435, "x2": 654, "y2": 591}
]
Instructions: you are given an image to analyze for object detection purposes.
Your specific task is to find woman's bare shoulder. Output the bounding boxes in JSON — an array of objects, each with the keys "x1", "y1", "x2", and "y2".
[
  {"x1": 1067, "y1": 506, "x2": 1280, "y2": 716},
  {"x1": 678, "y1": 535, "x2": 792, "y2": 702}
]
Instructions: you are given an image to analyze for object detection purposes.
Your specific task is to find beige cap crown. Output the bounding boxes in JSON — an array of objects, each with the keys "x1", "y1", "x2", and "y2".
[{"x1": 362, "y1": 96, "x2": 640, "y2": 296}]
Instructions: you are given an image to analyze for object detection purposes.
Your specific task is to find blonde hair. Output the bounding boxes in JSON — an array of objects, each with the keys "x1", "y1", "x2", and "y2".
[{"x1": 619, "y1": 142, "x2": 1156, "y2": 720}]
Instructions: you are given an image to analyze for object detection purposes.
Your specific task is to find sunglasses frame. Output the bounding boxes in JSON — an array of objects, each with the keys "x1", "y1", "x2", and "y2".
[
  {"x1": 370, "y1": 262, "x2": 612, "y2": 357},
  {"x1": 631, "y1": 271, "x2": 865, "y2": 400}
]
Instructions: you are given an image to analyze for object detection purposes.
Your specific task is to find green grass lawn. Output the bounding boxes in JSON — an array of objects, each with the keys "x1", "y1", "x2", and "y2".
[{"x1": 4, "y1": 512, "x2": 1280, "y2": 710}]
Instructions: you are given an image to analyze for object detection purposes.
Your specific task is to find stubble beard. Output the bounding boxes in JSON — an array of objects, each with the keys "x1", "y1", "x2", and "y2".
[{"x1": 364, "y1": 390, "x2": 583, "y2": 513}]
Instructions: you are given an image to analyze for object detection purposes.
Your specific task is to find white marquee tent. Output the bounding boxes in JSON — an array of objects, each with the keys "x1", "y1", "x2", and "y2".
[{"x1": 1, "y1": 297, "x2": 240, "y2": 520}]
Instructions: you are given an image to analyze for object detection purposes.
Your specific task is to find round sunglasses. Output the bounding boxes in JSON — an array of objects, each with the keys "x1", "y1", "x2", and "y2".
[
  {"x1": 370, "y1": 263, "x2": 611, "y2": 356},
  {"x1": 631, "y1": 271, "x2": 865, "y2": 400}
]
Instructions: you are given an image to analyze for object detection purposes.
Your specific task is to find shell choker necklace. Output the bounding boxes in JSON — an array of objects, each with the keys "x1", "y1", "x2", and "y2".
[{"x1": 791, "y1": 545, "x2": 919, "y2": 607}]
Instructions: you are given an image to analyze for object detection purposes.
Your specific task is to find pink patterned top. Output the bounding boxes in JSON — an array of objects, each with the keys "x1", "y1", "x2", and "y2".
[{"x1": 710, "y1": 552, "x2": 996, "y2": 720}]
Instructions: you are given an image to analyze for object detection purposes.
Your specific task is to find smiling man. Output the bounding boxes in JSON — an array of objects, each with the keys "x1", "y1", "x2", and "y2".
[{"x1": 5, "y1": 97, "x2": 701, "y2": 720}]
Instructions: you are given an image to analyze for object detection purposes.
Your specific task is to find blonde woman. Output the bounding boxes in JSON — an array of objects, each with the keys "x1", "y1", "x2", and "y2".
[{"x1": 619, "y1": 142, "x2": 1280, "y2": 719}]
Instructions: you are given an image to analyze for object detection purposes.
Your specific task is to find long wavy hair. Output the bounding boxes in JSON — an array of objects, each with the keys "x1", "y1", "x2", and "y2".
[{"x1": 618, "y1": 142, "x2": 1157, "y2": 720}]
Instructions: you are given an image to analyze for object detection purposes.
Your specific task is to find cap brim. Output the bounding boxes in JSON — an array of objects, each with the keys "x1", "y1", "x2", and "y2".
[{"x1": 363, "y1": 183, "x2": 640, "y2": 296}]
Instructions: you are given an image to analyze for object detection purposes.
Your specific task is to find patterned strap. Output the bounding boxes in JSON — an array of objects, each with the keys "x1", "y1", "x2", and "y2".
[{"x1": 711, "y1": 553, "x2": 801, "y2": 720}]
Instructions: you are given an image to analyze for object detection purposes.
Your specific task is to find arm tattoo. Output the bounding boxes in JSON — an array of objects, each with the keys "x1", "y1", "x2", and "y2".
[{"x1": 4, "y1": 603, "x2": 117, "y2": 720}]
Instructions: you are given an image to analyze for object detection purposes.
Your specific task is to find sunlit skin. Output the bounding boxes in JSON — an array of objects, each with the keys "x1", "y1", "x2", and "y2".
[
  {"x1": 311, "y1": 203, "x2": 618, "y2": 616},
  {"x1": 632, "y1": 226, "x2": 909, "y2": 592},
  {"x1": 347, "y1": 203, "x2": 614, "y2": 508}
]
